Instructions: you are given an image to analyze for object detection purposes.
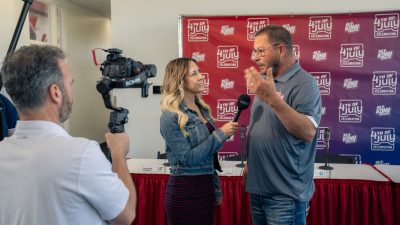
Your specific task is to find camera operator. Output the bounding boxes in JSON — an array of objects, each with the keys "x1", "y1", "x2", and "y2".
[{"x1": 0, "y1": 45, "x2": 136, "y2": 225}]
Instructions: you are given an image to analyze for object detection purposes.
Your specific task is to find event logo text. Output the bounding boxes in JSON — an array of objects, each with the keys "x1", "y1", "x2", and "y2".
[
  {"x1": 201, "y1": 73, "x2": 209, "y2": 95},
  {"x1": 377, "y1": 49, "x2": 393, "y2": 60},
  {"x1": 374, "y1": 13, "x2": 399, "y2": 38},
  {"x1": 343, "y1": 133, "x2": 357, "y2": 144},
  {"x1": 313, "y1": 50, "x2": 327, "y2": 61},
  {"x1": 376, "y1": 105, "x2": 391, "y2": 116},
  {"x1": 338, "y1": 99, "x2": 363, "y2": 123},
  {"x1": 345, "y1": 21, "x2": 360, "y2": 33},
  {"x1": 372, "y1": 71, "x2": 397, "y2": 95},
  {"x1": 371, "y1": 128, "x2": 395, "y2": 151},
  {"x1": 187, "y1": 19, "x2": 209, "y2": 41},
  {"x1": 247, "y1": 18, "x2": 269, "y2": 41},
  {"x1": 309, "y1": 16, "x2": 332, "y2": 40},
  {"x1": 217, "y1": 46, "x2": 239, "y2": 68},
  {"x1": 312, "y1": 72, "x2": 331, "y2": 95},
  {"x1": 221, "y1": 79, "x2": 235, "y2": 90},
  {"x1": 340, "y1": 43, "x2": 364, "y2": 67},
  {"x1": 192, "y1": 52, "x2": 205, "y2": 62},
  {"x1": 282, "y1": 24, "x2": 296, "y2": 34},
  {"x1": 221, "y1": 25, "x2": 235, "y2": 36},
  {"x1": 217, "y1": 99, "x2": 238, "y2": 121},
  {"x1": 343, "y1": 78, "x2": 359, "y2": 90}
]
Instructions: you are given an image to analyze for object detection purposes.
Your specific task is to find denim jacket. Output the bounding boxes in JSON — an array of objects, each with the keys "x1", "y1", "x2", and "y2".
[{"x1": 160, "y1": 102, "x2": 228, "y2": 200}]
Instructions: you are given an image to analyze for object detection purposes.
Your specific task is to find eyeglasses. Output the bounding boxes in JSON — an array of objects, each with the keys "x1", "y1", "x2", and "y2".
[{"x1": 251, "y1": 43, "x2": 281, "y2": 58}]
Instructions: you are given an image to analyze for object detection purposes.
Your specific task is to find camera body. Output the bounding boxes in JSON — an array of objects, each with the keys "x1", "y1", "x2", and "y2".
[
  {"x1": 94, "y1": 47, "x2": 157, "y2": 111},
  {"x1": 100, "y1": 48, "x2": 156, "y2": 80},
  {"x1": 94, "y1": 47, "x2": 157, "y2": 134},
  {"x1": 101, "y1": 48, "x2": 132, "y2": 78}
]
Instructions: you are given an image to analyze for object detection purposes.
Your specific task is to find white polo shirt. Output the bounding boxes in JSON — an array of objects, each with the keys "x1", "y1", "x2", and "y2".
[{"x1": 0, "y1": 120, "x2": 129, "y2": 225}]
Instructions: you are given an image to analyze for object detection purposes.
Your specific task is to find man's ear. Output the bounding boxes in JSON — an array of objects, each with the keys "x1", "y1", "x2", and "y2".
[
  {"x1": 278, "y1": 45, "x2": 287, "y2": 58},
  {"x1": 48, "y1": 84, "x2": 62, "y2": 105}
]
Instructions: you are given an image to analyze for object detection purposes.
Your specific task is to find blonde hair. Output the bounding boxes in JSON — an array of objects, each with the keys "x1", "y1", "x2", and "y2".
[{"x1": 161, "y1": 58, "x2": 211, "y2": 136}]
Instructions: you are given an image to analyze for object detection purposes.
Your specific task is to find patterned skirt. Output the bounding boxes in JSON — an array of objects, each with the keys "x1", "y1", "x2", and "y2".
[{"x1": 165, "y1": 174, "x2": 216, "y2": 225}]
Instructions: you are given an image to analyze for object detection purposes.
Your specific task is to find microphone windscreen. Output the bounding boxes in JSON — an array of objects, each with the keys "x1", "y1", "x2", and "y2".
[
  {"x1": 324, "y1": 128, "x2": 330, "y2": 140},
  {"x1": 237, "y1": 94, "x2": 251, "y2": 110}
]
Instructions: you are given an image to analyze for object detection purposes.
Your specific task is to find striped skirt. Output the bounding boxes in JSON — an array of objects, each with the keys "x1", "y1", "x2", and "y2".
[{"x1": 165, "y1": 174, "x2": 216, "y2": 225}]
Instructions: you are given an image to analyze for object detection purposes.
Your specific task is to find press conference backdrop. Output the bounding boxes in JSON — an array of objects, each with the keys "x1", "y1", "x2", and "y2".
[{"x1": 179, "y1": 11, "x2": 400, "y2": 164}]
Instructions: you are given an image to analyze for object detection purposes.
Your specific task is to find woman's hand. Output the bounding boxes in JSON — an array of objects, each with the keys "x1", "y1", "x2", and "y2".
[{"x1": 220, "y1": 121, "x2": 239, "y2": 137}]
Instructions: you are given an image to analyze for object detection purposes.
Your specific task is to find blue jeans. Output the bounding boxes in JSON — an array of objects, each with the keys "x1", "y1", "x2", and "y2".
[{"x1": 250, "y1": 193, "x2": 310, "y2": 225}]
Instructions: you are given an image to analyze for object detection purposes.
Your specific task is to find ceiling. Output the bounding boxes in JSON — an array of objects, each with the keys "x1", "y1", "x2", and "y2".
[{"x1": 65, "y1": 0, "x2": 111, "y2": 18}]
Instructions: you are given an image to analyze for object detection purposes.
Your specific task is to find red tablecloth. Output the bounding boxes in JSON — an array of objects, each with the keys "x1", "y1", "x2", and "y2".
[
  {"x1": 372, "y1": 165, "x2": 400, "y2": 225},
  {"x1": 393, "y1": 183, "x2": 400, "y2": 225},
  {"x1": 309, "y1": 179, "x2": 394, "y2": 225},
  {"x1": 130, "y1": 174, "x2": 395, "y2": 225}
]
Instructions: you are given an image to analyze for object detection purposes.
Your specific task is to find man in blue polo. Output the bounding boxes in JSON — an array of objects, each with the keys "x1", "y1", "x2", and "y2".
[{"x1": 243, "y1": 25, "x2": 322, "y2": 225}]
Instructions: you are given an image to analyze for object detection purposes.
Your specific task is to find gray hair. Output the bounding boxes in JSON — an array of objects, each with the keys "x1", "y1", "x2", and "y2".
[
  {"x1": 1, "y1": 45, "x2": 66, "y2": 113},
  {"x1": 255, "y1": 25, "x2": 293, "y2": 56}
]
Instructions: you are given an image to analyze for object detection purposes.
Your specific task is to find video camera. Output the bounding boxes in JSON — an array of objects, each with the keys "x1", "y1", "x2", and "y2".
[
  {"x1": 101, "y1": 48, "x2": 156, "y2": 79},
  {"x1": 93, "y1": 48, "x2": 157, "y2": 161},
  {"x1": 93, "y1": 48, "x2": 157, "y2": 97},
  {"x1": 92, "y1": 48, "x2": 157, "y2": 133}
]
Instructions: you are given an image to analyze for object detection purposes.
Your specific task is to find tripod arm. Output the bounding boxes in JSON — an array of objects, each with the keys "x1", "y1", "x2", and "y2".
[{"x1": 7, "y1": 0, "x2": 34, "y2": 55}]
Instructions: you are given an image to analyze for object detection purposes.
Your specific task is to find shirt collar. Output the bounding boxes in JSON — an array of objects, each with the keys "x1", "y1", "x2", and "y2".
[
  {"x1": 274, "y1": 62, "x2": 301, "y2": 83},
  {"x1": 14, "y1": 120, "x2": 69, "y2": 137}
]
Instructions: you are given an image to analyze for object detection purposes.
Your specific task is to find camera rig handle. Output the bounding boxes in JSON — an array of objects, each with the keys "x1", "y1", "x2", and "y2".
[
  {"x1": 96, "y1": 77, "x2": 129, "y2": 162},
  {"x1": 96, "y1": 77, "x2": 129, "y2": 133}
]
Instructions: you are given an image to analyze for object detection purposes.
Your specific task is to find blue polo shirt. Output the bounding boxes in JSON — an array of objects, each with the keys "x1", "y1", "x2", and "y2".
[
  {"x1": 0, "y1": 94, "x2": 19, "y2": 137},
  {"x1": 246, "y1": 62, "x2": 322, "y2": 202}
]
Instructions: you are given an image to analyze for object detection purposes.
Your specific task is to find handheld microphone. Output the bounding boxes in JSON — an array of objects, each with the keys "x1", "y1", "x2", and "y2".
[{"x1": 233, "y1": 94, "x2": 251, "y2": 122}]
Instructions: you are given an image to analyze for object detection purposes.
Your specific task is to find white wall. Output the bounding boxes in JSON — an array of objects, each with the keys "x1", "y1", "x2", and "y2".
[
  {"x1": 0, "y1": 1, "x2": 30, "y2": 56},
  {"x1": 111, "y1": 0, "x2": 400, "y2": 159},
  {"x1": 0, "y1": 0, "x2": 30, "y2": 76},
  {"x1": 1, "y1": 0, "x2": 111, "y2": 143},
  {"x1": 54, "y1": 0, "x2": 111, "y2": 142}
]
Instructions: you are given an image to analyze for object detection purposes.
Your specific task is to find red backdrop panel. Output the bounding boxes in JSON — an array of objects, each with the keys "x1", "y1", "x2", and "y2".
[{"x1": 181, "y1": 12, "x2": 400, "y2": 164}]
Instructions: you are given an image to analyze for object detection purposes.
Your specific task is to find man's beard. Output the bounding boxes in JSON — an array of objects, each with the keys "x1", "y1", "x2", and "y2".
[
  {"x1": 59, "y1": 91, "x2": 72, "y2": 123},
  {"x1": 260, "y1": 55, "x2": 280, "y2": 77}
]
